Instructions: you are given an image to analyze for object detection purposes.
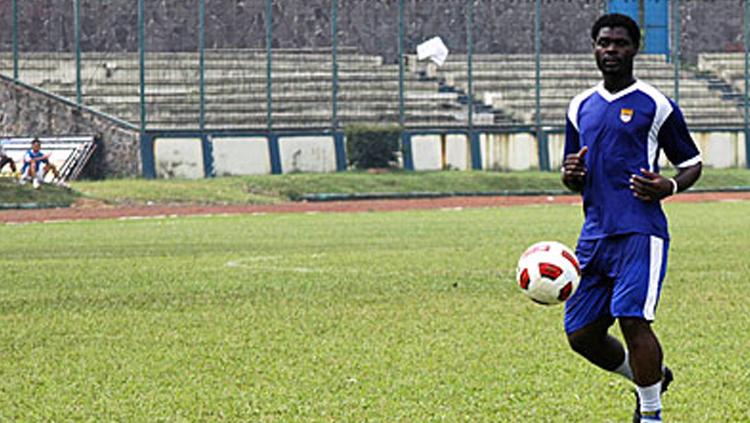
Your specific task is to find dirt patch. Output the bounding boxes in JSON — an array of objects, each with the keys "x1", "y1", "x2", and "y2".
[{"x1": 1, "y1": 192, "x2": 749, "y2": 224}]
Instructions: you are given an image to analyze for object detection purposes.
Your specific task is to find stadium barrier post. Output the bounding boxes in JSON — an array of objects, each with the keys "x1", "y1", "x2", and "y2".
[
  {"x1": 266, "y1": 0, "x2": 273, "y2": 131},
  {"x1": 12, "y1": 0, "x2": 18, "y2": 81},
  {"x1": 469, "y1": 131, "x2": 482, "y2": 170},
  {"x1": 201, "y1": 134, "x2": 213, "y2": 177},
  {"x1": 538, "y1": 129, "x2": 550, "y2": 172},
  {"x1": 534, "y1": 0, "x2": 547, "y2": 170},
  {"x1": 138, "y1": 0, "x2": 152, "y2": 178},
  {"x1": 140, "y1": 133, "x2": 156, "y2": 179},
  {"x1": 466, "y1": 0, "x2": 474, "y2": 129},
  {"x1": 672, "y1": 0, "x2": 680, "y2": 104},
  {"x1": 332, "y1": 0, "x2": 339, "y2": 130},
  {"x1": 465, "y1": 0, "x2": 481, "y2": 170},
  {"x1": 74, "y1": 0, "x2": 82, "y2": 106},
  {"x1": 746, "y1": 0, "x2": 750, "y2": 168},
  {"x1": 398, "y1": 0, "x2": 405, "y2": 127},
  {"x1": 268, "y1": 134, "x2": 282, "y2": 174},
  {"x1": 333, "y1": 132, "x2": 347, "y2": 171},
  {"x1": 199, "y1": 0, "x2": 206, "y2": 131},
  {"x1": 402, "y1": 132, "x2": 414, "y2": 170}
]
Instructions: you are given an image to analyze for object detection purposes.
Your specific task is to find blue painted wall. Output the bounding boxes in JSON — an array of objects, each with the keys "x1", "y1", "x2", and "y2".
[{"x1": 608, "y1": 0, "x2": 669, "y2": 55}]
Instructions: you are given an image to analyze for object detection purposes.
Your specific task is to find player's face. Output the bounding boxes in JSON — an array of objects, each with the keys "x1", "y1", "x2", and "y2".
[
  {"x1": 32, "y1": 142, "x2": 41, "y2": 152},
  {"x1": 593, "y1": 26, "x2": 637, "y2": 76}
]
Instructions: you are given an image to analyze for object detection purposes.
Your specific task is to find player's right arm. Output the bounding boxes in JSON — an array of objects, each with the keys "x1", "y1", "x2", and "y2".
[{"x1": 561, "y1": 116, "x2": 588, "y2": 193}]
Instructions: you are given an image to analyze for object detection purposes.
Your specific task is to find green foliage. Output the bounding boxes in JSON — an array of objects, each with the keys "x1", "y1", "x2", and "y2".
[
  {"x1": 344, "y1": 124, "x2": 402, "y2": 169},
  {"x1": 0, "y1": 202, "x2": 749, "y2": 420}
]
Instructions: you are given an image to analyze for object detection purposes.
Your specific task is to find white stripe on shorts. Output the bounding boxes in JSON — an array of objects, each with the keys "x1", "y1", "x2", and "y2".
[{"x1": 644, "y1": 236, "x2": 664, "y2": 320}]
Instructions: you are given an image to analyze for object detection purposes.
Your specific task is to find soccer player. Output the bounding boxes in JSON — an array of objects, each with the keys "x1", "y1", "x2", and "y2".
[
  {"x1": 561, "y1": 14, "x2": 702, "y2": 422},
  {"x1": 0, "y1": 139, "x2": 18, "y2": 178},
  {"x1": 20, "y1": 138, "x2": 66, "y2": 189}
]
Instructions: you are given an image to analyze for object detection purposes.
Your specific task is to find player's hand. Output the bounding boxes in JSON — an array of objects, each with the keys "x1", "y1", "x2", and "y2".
[
  {"x1": 561, "y1": 146, "x2": 588, "y2": 192},
  {"x1": 630, "y1": 168, "x2": 673, "y2": 202}
]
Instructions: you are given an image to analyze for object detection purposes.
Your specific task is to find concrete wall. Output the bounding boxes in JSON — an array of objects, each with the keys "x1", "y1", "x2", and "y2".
[
  {"x1": 0, "y1": 78, "x2": 140, "y2": 178},
  {"x1": 212, "y1": 136, "x2": 271, "y2": 176},
  {"x1": 151, "y1": 131, "x2": 744, "y2": 177},
  {"x1": 279, "y1": 136, "x2": 337, "y2": 173},
  {"x1": 154, "y1": 137, "x2": 205, "y2": 179},
  {"x1": 410, "y1": 134, "x2": 471, "y2": 171},
  {"x1": 481, "y1": 133, "x2": 539, "y2": 171}
]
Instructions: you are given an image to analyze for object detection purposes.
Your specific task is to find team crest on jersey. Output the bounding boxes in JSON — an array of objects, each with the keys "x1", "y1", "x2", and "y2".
[{"x1": 620, "y1": 108, "x2": 634, "y2": 123}]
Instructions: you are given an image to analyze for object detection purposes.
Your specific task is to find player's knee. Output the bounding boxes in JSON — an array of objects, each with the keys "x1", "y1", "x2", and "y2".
[
  {"x1": 619, "y1": 318, "x2": 654, "y2": 346},
  {"x1": 567, "y1": 329, "x2": 596, "y2": 354},
  {"x1": 619, "y1": 317, "x2": 649, "y2": 334}
]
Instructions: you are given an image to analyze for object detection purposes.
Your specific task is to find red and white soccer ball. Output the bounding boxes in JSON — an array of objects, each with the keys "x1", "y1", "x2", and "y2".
[{"x1": 516, "y1": 241, "x2": 581, "y2": 305}]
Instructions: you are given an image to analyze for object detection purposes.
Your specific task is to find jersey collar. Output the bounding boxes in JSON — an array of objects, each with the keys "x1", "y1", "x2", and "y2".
[{"x1": 595, "y1": 79, "x2": 640, "y2": 103}]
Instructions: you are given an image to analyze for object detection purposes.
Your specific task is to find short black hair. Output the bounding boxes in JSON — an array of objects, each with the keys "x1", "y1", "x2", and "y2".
[
  {"x1": 591, "y1": 13, "x2": 640, "y2": 49},
  {"x1": 31, "y1": 138, "x2": 40, "y2": 144}
]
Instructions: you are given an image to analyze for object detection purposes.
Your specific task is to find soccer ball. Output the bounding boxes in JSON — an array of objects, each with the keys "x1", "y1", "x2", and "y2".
[{"x1": 516, "y1": 241, "x2": 581, "y2": 305}]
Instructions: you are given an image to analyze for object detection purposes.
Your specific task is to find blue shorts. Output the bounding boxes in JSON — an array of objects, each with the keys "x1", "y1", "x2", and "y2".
[{"x1": 564, "y1": 234, "x2": 669, "y2": 334}]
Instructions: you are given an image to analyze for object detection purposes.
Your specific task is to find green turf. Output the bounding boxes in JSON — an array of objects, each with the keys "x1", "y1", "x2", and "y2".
[
  {"x1": 0, "y1": 178, "x2": 78, "y2": 206},
  {"x1": 69, "y1": 168, "x2": 750, "y2": 205},
  {"x1": 1, "y1": 202, "x2": 748, "y2": 421}
]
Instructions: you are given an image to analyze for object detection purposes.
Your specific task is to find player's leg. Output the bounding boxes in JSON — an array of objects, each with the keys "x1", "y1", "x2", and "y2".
[
  {"x1": 564, "y1": 238, "x2": 635, "y2": 380},
  {"x1": 45, "y1": 163, "x2": 60, "y2": 179},
  {"x1": 44, "y1": 163, "x2": 68, "y2": 187},
  {"x1": 620, "y1": 318, "x2": 664, "y2": 422},
  {"x1": 2, "y1": 156, "x2": 17, "y2": 173},
  {"x1": 620, "y1": 318, "x2": 662, "y2": 385},
  {"x1": 611, "y1": 234, "x2": 671, "y2": 422},
  {"x1": 567, "y1": 315, "x2": 631, "y2": 376}
]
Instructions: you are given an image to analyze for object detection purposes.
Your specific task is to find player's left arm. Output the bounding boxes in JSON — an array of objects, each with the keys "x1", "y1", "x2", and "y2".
[{"x1": 630, "y1": 103, "x2": 702, "y2": 202}]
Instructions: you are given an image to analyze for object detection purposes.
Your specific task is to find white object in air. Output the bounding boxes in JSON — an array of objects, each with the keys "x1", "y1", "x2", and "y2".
[{"x1": 416, "y1": 36, "x2": 449, "y2": 66}]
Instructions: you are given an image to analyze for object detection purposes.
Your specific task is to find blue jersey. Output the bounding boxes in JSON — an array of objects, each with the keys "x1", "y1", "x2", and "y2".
[
  {"x1": 565, "y1": 80, "x2": 702, "y2": 241},
  {"x1": 21, "y1": 149, "x2": 49, "y2": 173}
]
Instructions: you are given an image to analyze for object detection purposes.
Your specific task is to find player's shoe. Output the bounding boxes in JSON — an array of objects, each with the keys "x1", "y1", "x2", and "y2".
[
  {"x1": 32, "y1": 178, "x2": 41, "y2": 189},
  {"x1": 632, "y1": 366, "x2": 673, "y2": 423},
  {"x1": 55, "y1": 180, "x2": 70, "y2": 189}
]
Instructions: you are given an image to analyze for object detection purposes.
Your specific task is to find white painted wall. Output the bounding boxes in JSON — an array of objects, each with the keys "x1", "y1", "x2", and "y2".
[
  {"x1": 445, "y1": 134, "x2": 470, "y2": 170},
  {"x1": 692, "y1": 131, "x2": 747, "y2": 169},
  {"x1": 408, "y1": 134, "x2": 472, "y2": 171},
  {"x1": 547, "y1": 133, "x2": 565, "y2": 171},
  {"x1": 149, "y1": 130, "x2": 747, "y2": 179},
  {"x1": 659, "y1": 131, "x2": 746, "y2": 169},
  {"x1": 480, "y1": 132, "x2": 539, "y2": 171},
  {"x1": 212, "y1": 136, "x2": 271, "y2": 176},
  {"x1": 411, "y1": 135, "x2": 442, "y2": 171},
  {"x1": 279, "y1": 136, "x2": 337, "y2": 173},
  {"x1": 154, "y1": 137, "x2": 204, "y2": 179}
]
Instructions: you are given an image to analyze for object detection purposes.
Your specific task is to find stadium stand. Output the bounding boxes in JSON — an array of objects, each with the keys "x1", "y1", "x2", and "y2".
[
  {"x1": 0, "y1": 50, "x2": 477, "y2": 129},
  {"x1": 697, "y1": 53, "x2": 749, "y2": 109},
  {"x1": 433, "y1": 54, "x2": 744, "y2": 127},
  {"x1": 0, "y1": 51, "x2": 743, "y2": 130}
]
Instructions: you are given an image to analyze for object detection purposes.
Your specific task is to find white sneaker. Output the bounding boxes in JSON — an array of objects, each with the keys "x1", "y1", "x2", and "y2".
[
  {"x1": 56, "y1": 180, "x2": 70, "y2": 188},
  {"x1": 32, "y1": 179, "x2": 41, "y2": 189}
]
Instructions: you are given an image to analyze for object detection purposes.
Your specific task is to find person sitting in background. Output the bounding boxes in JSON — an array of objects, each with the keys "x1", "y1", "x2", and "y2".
[
  {"x1": 0, "y1": 139, "x2": 18, "y2": 179},
  {"x1": 20, "y1": 138, "x2": 67, "y2": 189}
]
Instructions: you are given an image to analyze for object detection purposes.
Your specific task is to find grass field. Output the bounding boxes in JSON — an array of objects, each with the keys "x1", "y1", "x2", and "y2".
[{"x1": 1, "y1": 200, "x2": 748, "y2": 421}]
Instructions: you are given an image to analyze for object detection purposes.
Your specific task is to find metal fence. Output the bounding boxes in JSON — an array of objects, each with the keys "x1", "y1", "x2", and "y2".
[{"x1": 1, "y1": 0, "x2": 750, "y2": 138}]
